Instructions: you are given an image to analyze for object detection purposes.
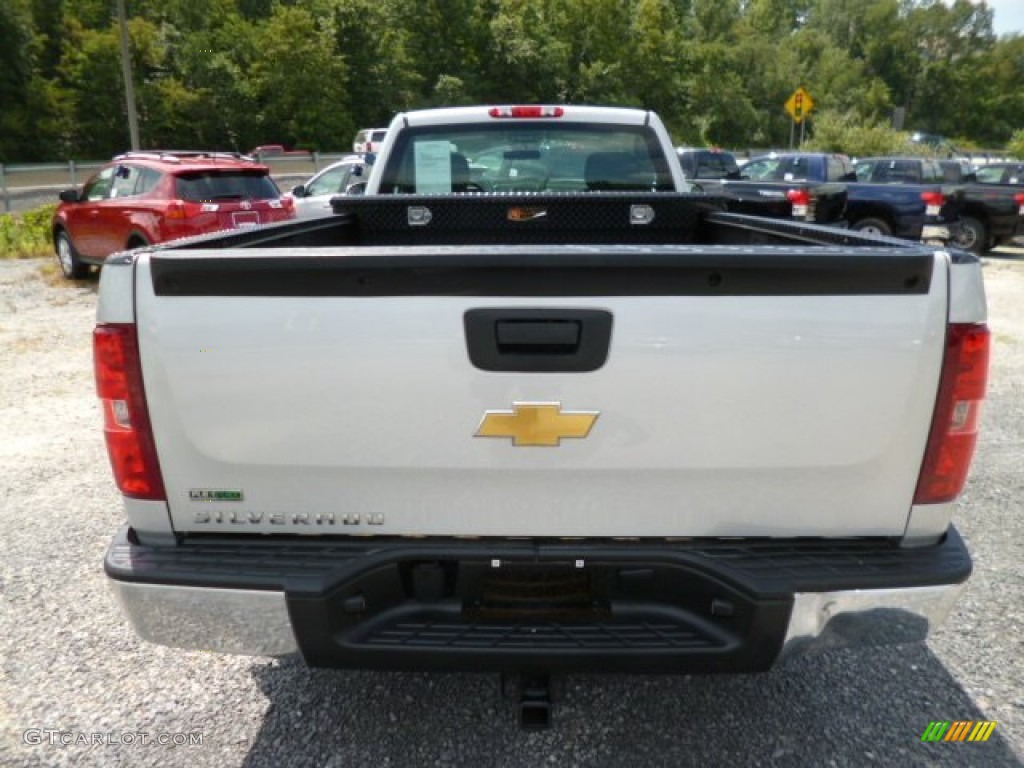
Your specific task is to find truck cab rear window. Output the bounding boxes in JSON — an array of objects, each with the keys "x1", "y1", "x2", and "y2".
[{"x1": 377, "y1": 124, "x2": 674, "y2": 194}]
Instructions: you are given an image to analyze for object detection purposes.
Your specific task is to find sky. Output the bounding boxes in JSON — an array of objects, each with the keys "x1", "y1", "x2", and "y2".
[{"x1": 977, "y1": 0, "x2": 1024, "y2": 36}]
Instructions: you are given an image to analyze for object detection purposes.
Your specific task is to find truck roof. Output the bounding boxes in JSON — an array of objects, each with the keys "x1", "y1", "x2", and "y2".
[{"x1": 393, "y1": 105, "x2": 657, "y2": 129}]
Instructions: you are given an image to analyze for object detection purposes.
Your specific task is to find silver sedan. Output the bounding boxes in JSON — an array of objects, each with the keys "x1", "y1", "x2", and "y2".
[{"x1": 289, "y1": 156, "x2": 368, "y2": 218}]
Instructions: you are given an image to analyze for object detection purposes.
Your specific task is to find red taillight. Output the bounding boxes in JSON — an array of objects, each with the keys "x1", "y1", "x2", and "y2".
[
  {"x1": 488, "y1": 106, "x2": 564, "y2": 119},
  {"x1": 1014, "y1": 193, "x2": 1024, "y2": 211},
  {"x1": 165, "y1": 200, "x2": 205, "y2": 220},
  {"x1": 914, "y1": 324, "x2": 990, "y2": 504},
  {"x1": 786, "y1": 188, "x2": 810, "y2": 218},
  {"x1": 94, "y1": 324, "x2": 166, "y2": 500},
  {"x1": 921, "y1": 191, "x2": 945, "y2": 207}
]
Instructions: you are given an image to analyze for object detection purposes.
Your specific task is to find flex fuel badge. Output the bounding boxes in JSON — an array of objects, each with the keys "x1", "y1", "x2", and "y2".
[{"x1": 189, "y1": 489, "x2": 243, "y2": 502}]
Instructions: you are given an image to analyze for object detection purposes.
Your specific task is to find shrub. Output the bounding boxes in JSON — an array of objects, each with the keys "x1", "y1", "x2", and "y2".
[
  {"x1": 1008, "y1": 129, "x2": 1024, "y2": 160},
  {"x1": 803, "y1": 110, "x2": 910, "y2": 158},
  {"x1": 0, "y1": 204, "x2": 56, "y2": 259}
]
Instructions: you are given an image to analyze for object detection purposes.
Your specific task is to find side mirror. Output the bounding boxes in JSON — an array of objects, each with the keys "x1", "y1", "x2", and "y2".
[
  {"x1": 59, "y1": 189, "x2": 81, "y2": 203},
  {"x1": 291, "y1": 184, "x2": 306, "y2": 197},
  {"x1": 346, "y1": 182, "x2": 367, "y2": 196}
]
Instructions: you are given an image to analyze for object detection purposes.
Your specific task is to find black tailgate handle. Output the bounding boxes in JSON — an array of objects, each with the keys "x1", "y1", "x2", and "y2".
[
  {"x1": 496, "y1": 319, "x2": 581, "y2": 354},
  {"x1": 464, "y1": 309, "x2": 612, "y2": 372}
]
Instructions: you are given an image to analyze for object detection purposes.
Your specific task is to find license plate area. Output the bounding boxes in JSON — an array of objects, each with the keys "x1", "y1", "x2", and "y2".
[
  {"x1": 232, "y1": 211, "x2": 260, "y2": 228},
  {"x1": 926, "y1": 204, "x2": 941, "y2": 216},
  {"x1": 466, "y1": 563, "x2": 605, "y2": 621}
]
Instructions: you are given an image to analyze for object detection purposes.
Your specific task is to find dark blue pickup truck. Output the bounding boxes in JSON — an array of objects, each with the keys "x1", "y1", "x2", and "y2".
[
  {"x1": 851, "y1": 156, "x2": 966, "y2": 242},
  {"x1": 739, "y1": 153, "x2": 963, "y2": 244},
  {"x1": 941, "y1": 160, "x2": 1024, "y2": 252},
  {"x1": 685, "y1": 149, "x2": 847, "y2": 225}
]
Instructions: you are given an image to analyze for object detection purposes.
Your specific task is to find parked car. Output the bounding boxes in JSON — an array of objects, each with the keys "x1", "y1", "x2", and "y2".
[
  {"x1": 734, "y1": 152, "x2": 958, "y2": 242},
  {"x1": 704, "y1": 151, "x2": 850, "y2": 225},
  {"x1": 973, "y1": 162, "x2": 1024, "y2": 185},
  {"x1": 52, "y1": 150, "x2": 295, "y2": 279},
  {"x1": 675, "y1": 147, "x2": 741, "y2": 179},
  {"x1": 353, "y1": 128, "x2": 388, "y2": 154},
  {"x1": 849, "y1": 156, "x2": 965, "y2": 243},
  {"x1": 248, "y1": 144, "x2": 310, "y2": 158},
  {"x1": 940, "y1": 160, "x2": 1024, "y2": 252},
  {"x1": 289, "y1": 155, "x2": 369, "y2": 218}
]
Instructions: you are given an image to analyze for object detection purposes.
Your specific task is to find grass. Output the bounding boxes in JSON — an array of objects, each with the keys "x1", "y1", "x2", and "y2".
[{"x1": 0, "y1": 204, "x2": 56, "y2": 259}]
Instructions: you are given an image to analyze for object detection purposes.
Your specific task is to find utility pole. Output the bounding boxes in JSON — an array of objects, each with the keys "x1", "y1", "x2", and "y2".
[{"x1": 117, "y1": 0, "x2": 140, "y2": 150}]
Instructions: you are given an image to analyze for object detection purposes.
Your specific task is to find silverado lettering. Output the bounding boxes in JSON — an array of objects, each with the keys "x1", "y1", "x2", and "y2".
[{"x1": 191, "y1": 511, "x2": 381, "y2": 526}]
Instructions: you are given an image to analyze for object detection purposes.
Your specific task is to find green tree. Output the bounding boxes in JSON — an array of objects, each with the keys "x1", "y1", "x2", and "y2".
[
  {"x1": 334, "y1": 0, "x2": 422, "y2": 125},
  {"x1": 2, "y1": 0, "x2": 1023, "y2": 162},
  {"x1": 971, "y1": 34, "x2": 1024, "y2": 146},
  {"x1": 621, "y1": 0, "x2": 686, "y2": 116},
  {"x1": 247, "y1": 4, "x2": 354, "y2": 149},
  {"x1": 54, "y1": 20, "x2": 128, "y2": 157},
  {"x1": 0, "y1": 0, "x2": 37, "y2": 161},
  {"x1": 902, "y1": 0, "x2": 996, "y2": 138}
]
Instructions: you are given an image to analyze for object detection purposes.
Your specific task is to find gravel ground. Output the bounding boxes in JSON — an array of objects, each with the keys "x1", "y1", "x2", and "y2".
[{"x1": 0, "y1": 252, "x2": 1022, "y2": 768}]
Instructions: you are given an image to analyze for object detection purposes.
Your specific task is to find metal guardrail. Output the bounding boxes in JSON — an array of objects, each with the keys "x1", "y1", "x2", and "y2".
[
  {"x1": 0, "y1": 153, "x2": 355, "y2": 213},
  {"x1": 731, "y1": 147, "x2": 1018, "y2": 163},
  {"x1": 4, "y1": 149, "x2": 1017, "y2": 214}
]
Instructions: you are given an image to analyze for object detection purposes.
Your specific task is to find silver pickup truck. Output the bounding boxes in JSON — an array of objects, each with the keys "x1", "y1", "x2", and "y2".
[{"x1": 98, "y1": 106, "x2": 989, "y2": 728}]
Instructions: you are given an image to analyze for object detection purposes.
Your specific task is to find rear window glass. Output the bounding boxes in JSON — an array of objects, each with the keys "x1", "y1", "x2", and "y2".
[
  {"x1": 974, "y1": 166, "x2": 1006, "y2": 183},
  {"x1": 760, "y1": 157, "x2": 816, "y2": 182},
  {"x1": 378, "y1": 123, "x2": 674, "y2": 194},
  {"x1": 174, "y1": 171, "x2": 279, "y2": 202},
  {"x1": 678, "y1": 150, "x2": 738, "y2": 179}
]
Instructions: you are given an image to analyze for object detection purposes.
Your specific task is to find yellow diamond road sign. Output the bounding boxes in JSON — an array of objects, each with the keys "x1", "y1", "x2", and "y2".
[{"x1": 785, "y1": 87, "x2": 814, "y2": 123}]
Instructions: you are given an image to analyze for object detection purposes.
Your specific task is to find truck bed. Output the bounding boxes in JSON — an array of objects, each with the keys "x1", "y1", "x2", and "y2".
[{"x1": 134, "y1": 194, "x2": 946, "y2": 539}]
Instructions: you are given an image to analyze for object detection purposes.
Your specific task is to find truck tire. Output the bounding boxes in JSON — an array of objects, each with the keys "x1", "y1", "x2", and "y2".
[
  {"x1": 850, "y1": 218, "x2": 893, "y2": 237},
  {"x1": 951, "y1": 216, "x2": 987, "y2": 254},
  {"x1": 55, "y1": 230, "x2": 89, "y2": 279}
]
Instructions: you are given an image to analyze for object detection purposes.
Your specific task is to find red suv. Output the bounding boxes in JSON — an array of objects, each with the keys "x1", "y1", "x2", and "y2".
[{"x1": 52, "y1": 151, "x2": 295, "y2": 278}]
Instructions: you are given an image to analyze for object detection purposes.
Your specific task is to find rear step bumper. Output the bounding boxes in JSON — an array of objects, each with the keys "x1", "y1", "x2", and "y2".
[{"x1": 105, "y1": 525, "x2": 971, "y2": 672}]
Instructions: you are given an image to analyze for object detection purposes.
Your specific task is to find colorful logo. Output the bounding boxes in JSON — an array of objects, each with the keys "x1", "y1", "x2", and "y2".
[{"x1": 921, "y1": 721, "x2": 997, "y2": 742}]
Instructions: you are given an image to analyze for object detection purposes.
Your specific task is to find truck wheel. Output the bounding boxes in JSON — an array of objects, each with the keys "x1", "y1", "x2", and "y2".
[
  {"x1": 55, "y1": 230, "x2": 89, "y2": 279},
  {"x1": 850, "y1": 218, "x2": 893, "y2": 237},
  {"x1": 951, "y1": 217, "x2": 987, "y2": 254}
]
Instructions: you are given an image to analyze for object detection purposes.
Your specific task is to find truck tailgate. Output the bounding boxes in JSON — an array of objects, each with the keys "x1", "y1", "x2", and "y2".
[{"x1": 135, "y1": 246, "x2": 947, "y2": 538}]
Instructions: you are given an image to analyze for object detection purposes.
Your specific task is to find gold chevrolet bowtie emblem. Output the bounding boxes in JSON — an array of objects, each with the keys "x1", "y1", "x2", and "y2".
[{"x1": 475, "y1": 402, "x2": 599, "y2": 447}]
